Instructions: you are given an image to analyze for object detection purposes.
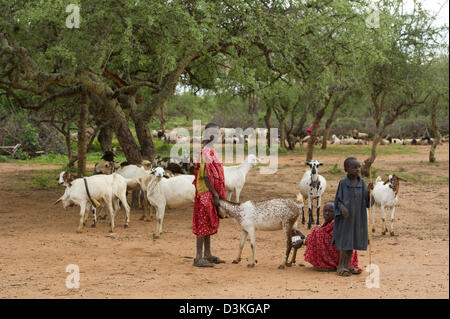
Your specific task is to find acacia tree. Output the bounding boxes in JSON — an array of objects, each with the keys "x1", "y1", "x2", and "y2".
[
  {"x1": 426, "y1": 54, "x2": 449, "y2": 162},
  {"x1": 1, "y1": 0, "x2": 293, "y2": 165},
  {"x1": 359, "y1": 0, "x2": 445, "y2": 176}
]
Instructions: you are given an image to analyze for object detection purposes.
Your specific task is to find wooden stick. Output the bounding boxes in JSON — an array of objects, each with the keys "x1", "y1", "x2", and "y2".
[{"x1": 369, "y1": 175, "x2": 372, "y2": 268}]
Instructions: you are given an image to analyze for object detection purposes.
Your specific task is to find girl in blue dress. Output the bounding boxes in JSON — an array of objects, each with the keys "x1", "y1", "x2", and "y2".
[{"x1": 333, "y1": 157, "x2": 373, "y2": 276}]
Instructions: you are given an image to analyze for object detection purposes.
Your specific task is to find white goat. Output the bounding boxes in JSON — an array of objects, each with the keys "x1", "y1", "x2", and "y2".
[
  {"x1": 218, "y1": 197, "x2": 305, "y2": 269},
  {"x1": 93, "y1": 162, "x2": 149, "y2": 218},
  {"x1": 372, "y1": 174, "x2": 406, "y2": 236},
  {"x1": 223, "y1": 154, "x2": 259, "y2": 203},
  {"x1": 55, "y1": 173, "x2": 131, "y2": 233},
  {"x1": 141, "y1": 167, "x2": 195, "y2": 238},
  {"x1": 330, "y1": 134, "x2": 341, "y2": 145},
  {"x1": 298, "y1": 160, "x2": 327, "y2": 229}
]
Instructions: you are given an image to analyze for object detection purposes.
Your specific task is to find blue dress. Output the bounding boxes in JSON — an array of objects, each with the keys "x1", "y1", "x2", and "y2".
[{"x1": 332, "y1": 176, "x2": 372, "y2": 251}]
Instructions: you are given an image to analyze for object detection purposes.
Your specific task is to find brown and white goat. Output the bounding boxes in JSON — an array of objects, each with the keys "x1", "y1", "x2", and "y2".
[{"x1": 372, "y1": 174, "x2": 407, "y2": 236}]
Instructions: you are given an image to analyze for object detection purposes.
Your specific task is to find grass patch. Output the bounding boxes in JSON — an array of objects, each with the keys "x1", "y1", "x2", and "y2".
[
  {"x1": 273, "y1": 144, "x2": 418, "y2": 158},
  {"x1": 394, "y1": 173, "x2": 449, "y2": 185},
  {"x1": 327, "y1": 163, "x2": 343, "y2": 174},
  {"x1": 9, "y1": 169, "x2": 62, "y2": 190}
]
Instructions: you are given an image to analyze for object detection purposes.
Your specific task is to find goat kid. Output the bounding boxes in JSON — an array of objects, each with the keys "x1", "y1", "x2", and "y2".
[
  {"x1": 298, "y1": 160, "x2": 327, "y2": 229},
  {"x1": 372, "y1": 174, "x2": 407, "y2": 236},
  {"x1": 218, "y1": 197, "x2": 305, "y2": 269}
]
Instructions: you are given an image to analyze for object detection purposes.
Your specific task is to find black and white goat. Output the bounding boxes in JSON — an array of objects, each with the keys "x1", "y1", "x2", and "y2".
[{"x1": 298, "y1": 160, "x2": 327, "y2": 229}]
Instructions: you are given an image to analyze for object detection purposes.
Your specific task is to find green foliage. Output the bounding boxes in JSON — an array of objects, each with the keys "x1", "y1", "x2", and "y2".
[
  {"x1": 327, "y1": 164, "x2": 343, "y2": 174},
  {"x1": 13, "y1": 149, "x2": 31, "y2": 160}
]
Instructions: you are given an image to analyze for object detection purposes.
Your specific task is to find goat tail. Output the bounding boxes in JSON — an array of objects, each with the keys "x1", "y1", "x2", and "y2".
[
  {"x1": 296, "y1": 192, "x2": 304, "y2": 204},
  {"x1": 375, "y1": 176, "x2": 382, "y2": 184}
]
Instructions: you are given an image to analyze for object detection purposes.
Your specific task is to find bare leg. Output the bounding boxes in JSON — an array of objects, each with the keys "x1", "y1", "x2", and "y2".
[
  {"x1": 193, "y1": 236, "x2": 213, "y2": 267},
  {"x1": 337, "y1": 250, "x2": 351, "y2": 276},
  {"x1": 203, "y1": 235, "x2": 211, "y2": 257},
  {"x1": 196, "y1": 237, "x2": 203, "y2": 260}
]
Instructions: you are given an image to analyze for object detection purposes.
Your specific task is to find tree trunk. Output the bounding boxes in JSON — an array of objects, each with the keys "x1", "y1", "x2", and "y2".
[
  {"x1": 306, "y1": 97, "x2": 331, "y2": 161},
  {"x1": 264, "y1": 104, "x2": 272, "y2": 147},
  {"x1": 321, "y1": 122, "x2": 332, "y2": 150},
  {"x1": 87, "y1": 126, "x2": 100, "y2": 153},
  {"x1": 64, "y1": 128, "x2": 72, "y2": 168},
  {"x1": 98, "y1": 125, "x2": 113, "y2": 152},
  {"x1": 429, "y1": 94, "x2": 441, "y2": 163},
  {"x1": 321, "y1": 92, "x2": 350, "y2": 149},
  {"x1": 279, "y1": 118, "x2": 286, "y2": 149},
  {"x1": 361, "y1": 132, "x2": 383, "y2": 177},
  {"x1": 306, "y1": 121, "x2": 319, "y2": 161},
  {"x1": 135, "y1": 118, "x2": 156, "y2": 160},
  {"x1": 77, "y1": 91, "x2": 88, "y2": 177}
]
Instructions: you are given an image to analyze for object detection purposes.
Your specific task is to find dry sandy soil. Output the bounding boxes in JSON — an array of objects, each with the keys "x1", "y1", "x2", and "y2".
[{"x1": 0, "y1": 144, "x2": 448, "y2": 299}]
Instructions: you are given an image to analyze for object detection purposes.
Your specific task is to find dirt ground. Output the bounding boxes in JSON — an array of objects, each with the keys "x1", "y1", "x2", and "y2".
[{"x1": 0, "y1": 145, "x2": 448, "y2": 299}]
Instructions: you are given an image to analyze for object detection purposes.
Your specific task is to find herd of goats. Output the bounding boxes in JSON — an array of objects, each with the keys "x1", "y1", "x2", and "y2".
[
  {"x1": 53, "y1": 125, "x2": 438, "y2": 268},
  {"x1": 150, "y1": 127, "x2": 449, "y2": 146}
]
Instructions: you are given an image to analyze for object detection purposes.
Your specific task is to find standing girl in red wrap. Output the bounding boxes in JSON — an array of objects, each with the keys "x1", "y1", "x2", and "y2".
[{"x1": 192, "y1": 123, "x2": 227, "y2": 267}]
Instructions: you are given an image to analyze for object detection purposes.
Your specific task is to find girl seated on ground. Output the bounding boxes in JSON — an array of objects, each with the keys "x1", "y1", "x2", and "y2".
[{"x1": 304, "y1": 201, "x2": 361, "y2": 273}]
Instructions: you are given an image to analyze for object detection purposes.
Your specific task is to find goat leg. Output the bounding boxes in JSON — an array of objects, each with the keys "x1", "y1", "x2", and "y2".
[
  {"x1": 301, "y1": 206, "x2": 305, "y2": 224},
  {"x1": 316, "y1": 197, "x2": 321, "y2": 225},
  {"x1": 308, "y1": 207, "x2": 313, "y2": 230},
  {"x1": 290, "y1": 247, "x2": 298, "y2": 265},
  {"x1": 91, "y1": 207, "x2": 97, "y2": 227}
]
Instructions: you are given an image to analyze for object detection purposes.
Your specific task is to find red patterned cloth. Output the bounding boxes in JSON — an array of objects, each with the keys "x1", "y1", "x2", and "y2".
[
  {"x1": 192, "y1": 147, "x2": 226, "y2": 237},
  {"x1": 304, "y1": 220, "x2": 361, "y2": 270}
]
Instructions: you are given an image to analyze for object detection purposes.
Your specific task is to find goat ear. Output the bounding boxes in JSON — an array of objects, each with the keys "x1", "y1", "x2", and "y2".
[
  {"x1": 305, "y1": 162, "x2": 310, "y2": 166},
  {"x1": 318, "y1": 162, "x2": 324, "y2": 166},
  {"x1": 397, "y1": 176, "x2": 407, "y2": 182},
  {"x1": 163, "y1": 174, "x2": 170, "y2": 179}
]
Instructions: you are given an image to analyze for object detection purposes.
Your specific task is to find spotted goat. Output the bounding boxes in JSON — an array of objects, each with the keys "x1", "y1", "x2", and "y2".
[{"x1": 218, "y1": 197, "x2": 305, "y2": 269}]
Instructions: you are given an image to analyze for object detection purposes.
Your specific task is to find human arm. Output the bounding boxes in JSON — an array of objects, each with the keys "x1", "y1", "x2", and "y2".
[{"x1": 335, "y1": 180, "x2": 350, "y2": 218}]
